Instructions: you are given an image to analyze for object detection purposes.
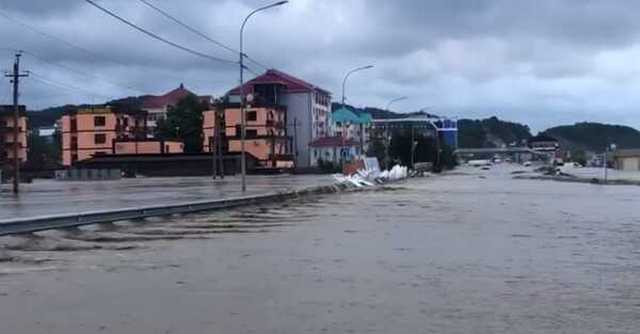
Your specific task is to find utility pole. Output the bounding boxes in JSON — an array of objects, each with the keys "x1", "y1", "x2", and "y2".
[
  {"x1": 293, "y1": 117, "x2": 298, "y2": 168},
  {"x1": 5, "y1": 53, "x2": 28, "y2": 194}
]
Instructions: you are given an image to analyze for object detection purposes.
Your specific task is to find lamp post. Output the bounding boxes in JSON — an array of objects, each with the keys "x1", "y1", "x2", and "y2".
[
  {"x1": 604, "y1": 143, "x2": 616, "y2": 183},
  {"x1": 239, "y1": 0, "x2": 288, "y2": 192},
  {"x1": 340, "y1": 65, "x2": 373, "y2": 157},
  {"x1": 385, "y1": 96, "x2": 408, "y2": 111},
  {"x1": 427, "y1": 119, "x2": 442, "y2": 171},
  {"x1": 341, "y1": 65, "x2": 374, "y2": 106}
]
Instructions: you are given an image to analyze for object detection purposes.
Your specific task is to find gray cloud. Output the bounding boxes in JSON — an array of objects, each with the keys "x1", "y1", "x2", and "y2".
[{"x1": 1, "y1": 0, "x2": 640, "y2": 132}]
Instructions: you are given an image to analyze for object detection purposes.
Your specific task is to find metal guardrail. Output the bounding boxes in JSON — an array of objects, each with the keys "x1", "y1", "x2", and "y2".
[{"x1": 0, "y1": 184, "x2": 341, "y2": 236}]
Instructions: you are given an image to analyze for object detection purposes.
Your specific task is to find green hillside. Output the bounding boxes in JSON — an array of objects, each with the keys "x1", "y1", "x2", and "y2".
[
  {"x1": 458, "y1": 116, "x2": 532, "y2": 148},
  {"x1": 543, "y1": 122, "x2": 640, "y2": 151}
]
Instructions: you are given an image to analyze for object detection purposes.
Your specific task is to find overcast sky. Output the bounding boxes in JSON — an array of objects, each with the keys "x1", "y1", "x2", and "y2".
[{"x1": 1, "y1": 0, "x2": 640, "y2": 132}]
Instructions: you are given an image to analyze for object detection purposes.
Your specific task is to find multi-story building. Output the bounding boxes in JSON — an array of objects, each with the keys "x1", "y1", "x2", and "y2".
[
  {"x1": 0, "y1": 105, "x2": 28, "y2": 169},
  {"x1": 61, "y1": 105, "x2": 149, "y2": 166},
  {"x1": 330, "y1": 103, "x2": 372, "y2": 152},
  {"x1": 142, "y1": 83, "x2": 212, "y2": 136},
  {"x1": 227, "y1": 69, "x2": 331, "y2": 167},
  {"x1": 203, "y1": 99, "x2": 293, "y2": 168}
]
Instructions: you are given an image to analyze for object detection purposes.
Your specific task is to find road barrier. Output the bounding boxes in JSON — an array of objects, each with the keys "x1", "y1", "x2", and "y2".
[{"x1": 0, "y1": 184, "x2": 351, "y2": 236}]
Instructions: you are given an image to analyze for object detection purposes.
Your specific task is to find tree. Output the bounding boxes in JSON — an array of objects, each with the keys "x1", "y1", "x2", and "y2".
[
  {"x1": 25, "y1": 132, "x2": 61, "y2": 171},
  {"x1": 155, "y1": 94, "x2": 205, "y2": 153},
  {"x1": 366, "y1": 138, "x2": 387, "y2": 164}
]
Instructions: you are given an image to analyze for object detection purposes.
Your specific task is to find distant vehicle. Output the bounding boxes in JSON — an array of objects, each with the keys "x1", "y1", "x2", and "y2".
[
  {"x1": 468, "y1": 160, "x2": 492, "y2": 167},
  {"x1": 523, "y1": 161, "x2": 532, "y2": 167}
]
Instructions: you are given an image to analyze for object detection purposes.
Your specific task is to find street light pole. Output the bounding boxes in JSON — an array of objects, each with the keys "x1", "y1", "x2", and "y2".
[
  {"x1": 239, "y1": 0, "x2": 287, "y2": 192},
  {"x1": 341, "y1": 65, "x2": 374, "y2": 106},
  {"x1": 428, "y1": 119, "x2": 441, "y2": 171},
  {"x1": 385, "y1": 96, "x2": 408, "y2": 111}
]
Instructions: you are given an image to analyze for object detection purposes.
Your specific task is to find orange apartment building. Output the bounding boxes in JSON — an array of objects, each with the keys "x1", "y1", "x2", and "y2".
[
  {"x1": 0, "y1": 105, "x2": 28, "y2": 168},
  {"x1": 61, "y1": 105, "x2": 184, "y2": 166},
  {"x1": 203, "y1": 102, "x2": 293, "y2": 168}
]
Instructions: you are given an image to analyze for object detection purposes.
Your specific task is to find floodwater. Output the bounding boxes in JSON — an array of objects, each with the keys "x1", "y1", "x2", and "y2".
[
  {"x1": 0, "y1": 174, "x2": 333, "y2": 220},
  {"x1": 1, "y1": 166, "x2": 639, "y2": 333}
]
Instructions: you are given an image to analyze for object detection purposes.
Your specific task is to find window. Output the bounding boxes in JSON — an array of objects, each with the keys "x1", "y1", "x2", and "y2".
[
  {"x1": 70, "y1": 119, "x2": 77, "y2": 132},
  {"x1": 94, "y1": 133, "x2": 107, "y2": 144},
  {"x1": 71, "y1": 154, "x2": 78, "y2": 163},
  {"x1": 246, "y1": 129, "x2": 258, "y2": 138},
  {"x1": 94, "y1": 151, "x2": 107, "y2": 156},
  {"x1": 94, "y1": 116, "x2": 106, "y2": 127},
  {"x1": 247, "y1": 111, "x2": 257, "y2": 122}
]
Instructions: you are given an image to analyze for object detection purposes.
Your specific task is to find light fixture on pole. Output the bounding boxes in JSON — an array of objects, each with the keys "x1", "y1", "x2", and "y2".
[
  {"x1": 341, "y1": 65, "x2": 374, "y2": 106},
  {"x1": 239, "y1": 0, "x2": 288, "y2": 192}
]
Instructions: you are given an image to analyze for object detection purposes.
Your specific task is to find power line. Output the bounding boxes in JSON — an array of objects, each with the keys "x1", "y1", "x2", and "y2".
[
  {"x1": 20, "y1": 49, "x2": 145, "y2": 94},
  {"x1": 29, "y1": 71, "x2": 113, "y2": 101},
  {"x1": 83, "y1": 0, "x2": 237, "y2": 65},
  {"x1": 136, "y1": 0, "x2": 269, "y2": 71},
  {"x1": 137, "y1": 0, "x2": 236, "y2": 55},
  {"x1": 0, "y1": 9, "x2": 213, "y2": 87}
]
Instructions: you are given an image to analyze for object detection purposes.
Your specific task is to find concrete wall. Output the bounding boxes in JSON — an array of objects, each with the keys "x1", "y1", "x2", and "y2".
[
  {"x1": 284, "y1": 92, "x2": 313, "y2": 167},
  {"x1": 202, "y1": 110, "x2": 217, "y2": 152},
  {"x1": 114, "y1": 141, "x2": 184, "y2": 155},
  {"x1": 617, "y1": 157, "x2": 640, "y2": 171},
  {"x1": 228, "y1": 138, "x2": 287, "y2": 161}
]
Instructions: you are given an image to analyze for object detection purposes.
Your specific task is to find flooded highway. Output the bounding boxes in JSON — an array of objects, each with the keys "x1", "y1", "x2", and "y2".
[{"x1": 1, "y1": 166, "x2": 639, "y2": 333}]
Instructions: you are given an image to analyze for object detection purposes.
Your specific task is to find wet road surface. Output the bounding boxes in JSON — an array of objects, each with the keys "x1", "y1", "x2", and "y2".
[
  {"x1": 1, "y1": 166, "x2": 639, "y2": 333},
  {"x1": 0, "y1": 174, "x2": 333, "y2": 220}
]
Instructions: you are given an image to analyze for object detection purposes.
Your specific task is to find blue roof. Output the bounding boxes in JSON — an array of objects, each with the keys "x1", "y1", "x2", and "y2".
[{"x1": 332, "y1": 104, "x2": 372, "y2": 125}]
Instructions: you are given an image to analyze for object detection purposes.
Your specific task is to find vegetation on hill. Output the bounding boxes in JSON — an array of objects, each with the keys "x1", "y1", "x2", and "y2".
[
  {"x1": 458, "y1": 116, "x2": 532, "y2": 148},
  {"x1": 543, "y1": 122, "x2": 640, "y2": 152}
]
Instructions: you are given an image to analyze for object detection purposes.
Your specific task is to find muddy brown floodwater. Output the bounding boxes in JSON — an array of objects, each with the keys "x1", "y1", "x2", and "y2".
[{"x1": 1, "y1": 166, "x2": 640, "y2": 333}]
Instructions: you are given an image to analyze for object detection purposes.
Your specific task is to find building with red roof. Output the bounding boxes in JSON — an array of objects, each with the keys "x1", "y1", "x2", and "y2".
[
  {"x1": 226, "y1": 69, "x2": 332, "y2": 167},
  {"x1": 142, "y1": 84, "x2": 212, "y2": 137}
]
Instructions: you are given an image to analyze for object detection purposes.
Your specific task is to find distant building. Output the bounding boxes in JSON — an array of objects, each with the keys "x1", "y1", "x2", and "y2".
[
  {"x1": 227, "y1": 69, "x2": 331, "y2": 167},
  {"x1": 60, "y1": 105, "x2": 183, "y2": 166},
  {"x1": 613, "y1": 149, "x2": 640, "y2": 171},
  {"x1": 0, "y1": 105, "x2": 28, "y2": 167},
  {"x1": 142, "y1": 83, "x2": 212, "y2": 136},
  {"x1": 527, "y1": 134, "x2": 560, "y2": 162},
  {"x1": 368, "y1": 109, "x2": 458, "y2": 149},
  {"x1": 308, "y1": 136, "x2": 360, "y2": 165},
  {"x1": 330, "y1": 103, "x2": 372, "y2": 155},
  {"x1": 36, "y1": 126, "x2": 57, "y2": 144}
]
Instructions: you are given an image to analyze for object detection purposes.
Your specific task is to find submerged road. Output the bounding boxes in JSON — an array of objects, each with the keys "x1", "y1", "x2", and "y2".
[
  {"x1": 1, "y1": 166, "x2": 639, "y2": 333},
  {"x1": 0, "y1": 174, "x2": 333, "y2": 221}
]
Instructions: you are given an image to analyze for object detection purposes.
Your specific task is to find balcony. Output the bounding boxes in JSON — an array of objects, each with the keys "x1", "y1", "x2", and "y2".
[{"x1": 265, "y1": 120, "x2": 285, "y2": 128}]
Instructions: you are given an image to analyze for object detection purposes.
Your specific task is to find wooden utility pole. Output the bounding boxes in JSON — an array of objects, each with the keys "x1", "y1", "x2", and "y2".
[{"x1": 4, "y1": 53, "x2": 28, "y2": 194}]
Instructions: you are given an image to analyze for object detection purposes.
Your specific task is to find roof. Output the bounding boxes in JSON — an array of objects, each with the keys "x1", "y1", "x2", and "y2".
[
  {"x1": 528, "y1": 134, "x2": 558, "y2": 143},
  {"x1": 142, "y1": 84, "x2": 210, "y2": 109},
  {"x1": 331, "y1": 103, "x2": 372, "y2": 124},
  {"x1": 333, "y1": 107, "x2": 371, "y2": 125},
  {"x1": 228, "y1": 69, "x2": 331, "y2": 96},
  {"x1": 0, "y1": 105, "x2": 26, "y2": 116},
  {"x1": 614, "y1": 149, "x2": 640, "y2": 158},
  {"x1": 309, "y1": 136, "x2": 360, "y2": 148},
  {"x1": 65, "y1": 105, "x2": 146, "y2": 116}
]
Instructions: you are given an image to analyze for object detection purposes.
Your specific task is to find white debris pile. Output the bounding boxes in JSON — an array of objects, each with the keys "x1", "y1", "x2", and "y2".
[{"x1": 333, "y1": 164, "x2": 408, "y2": 188}]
